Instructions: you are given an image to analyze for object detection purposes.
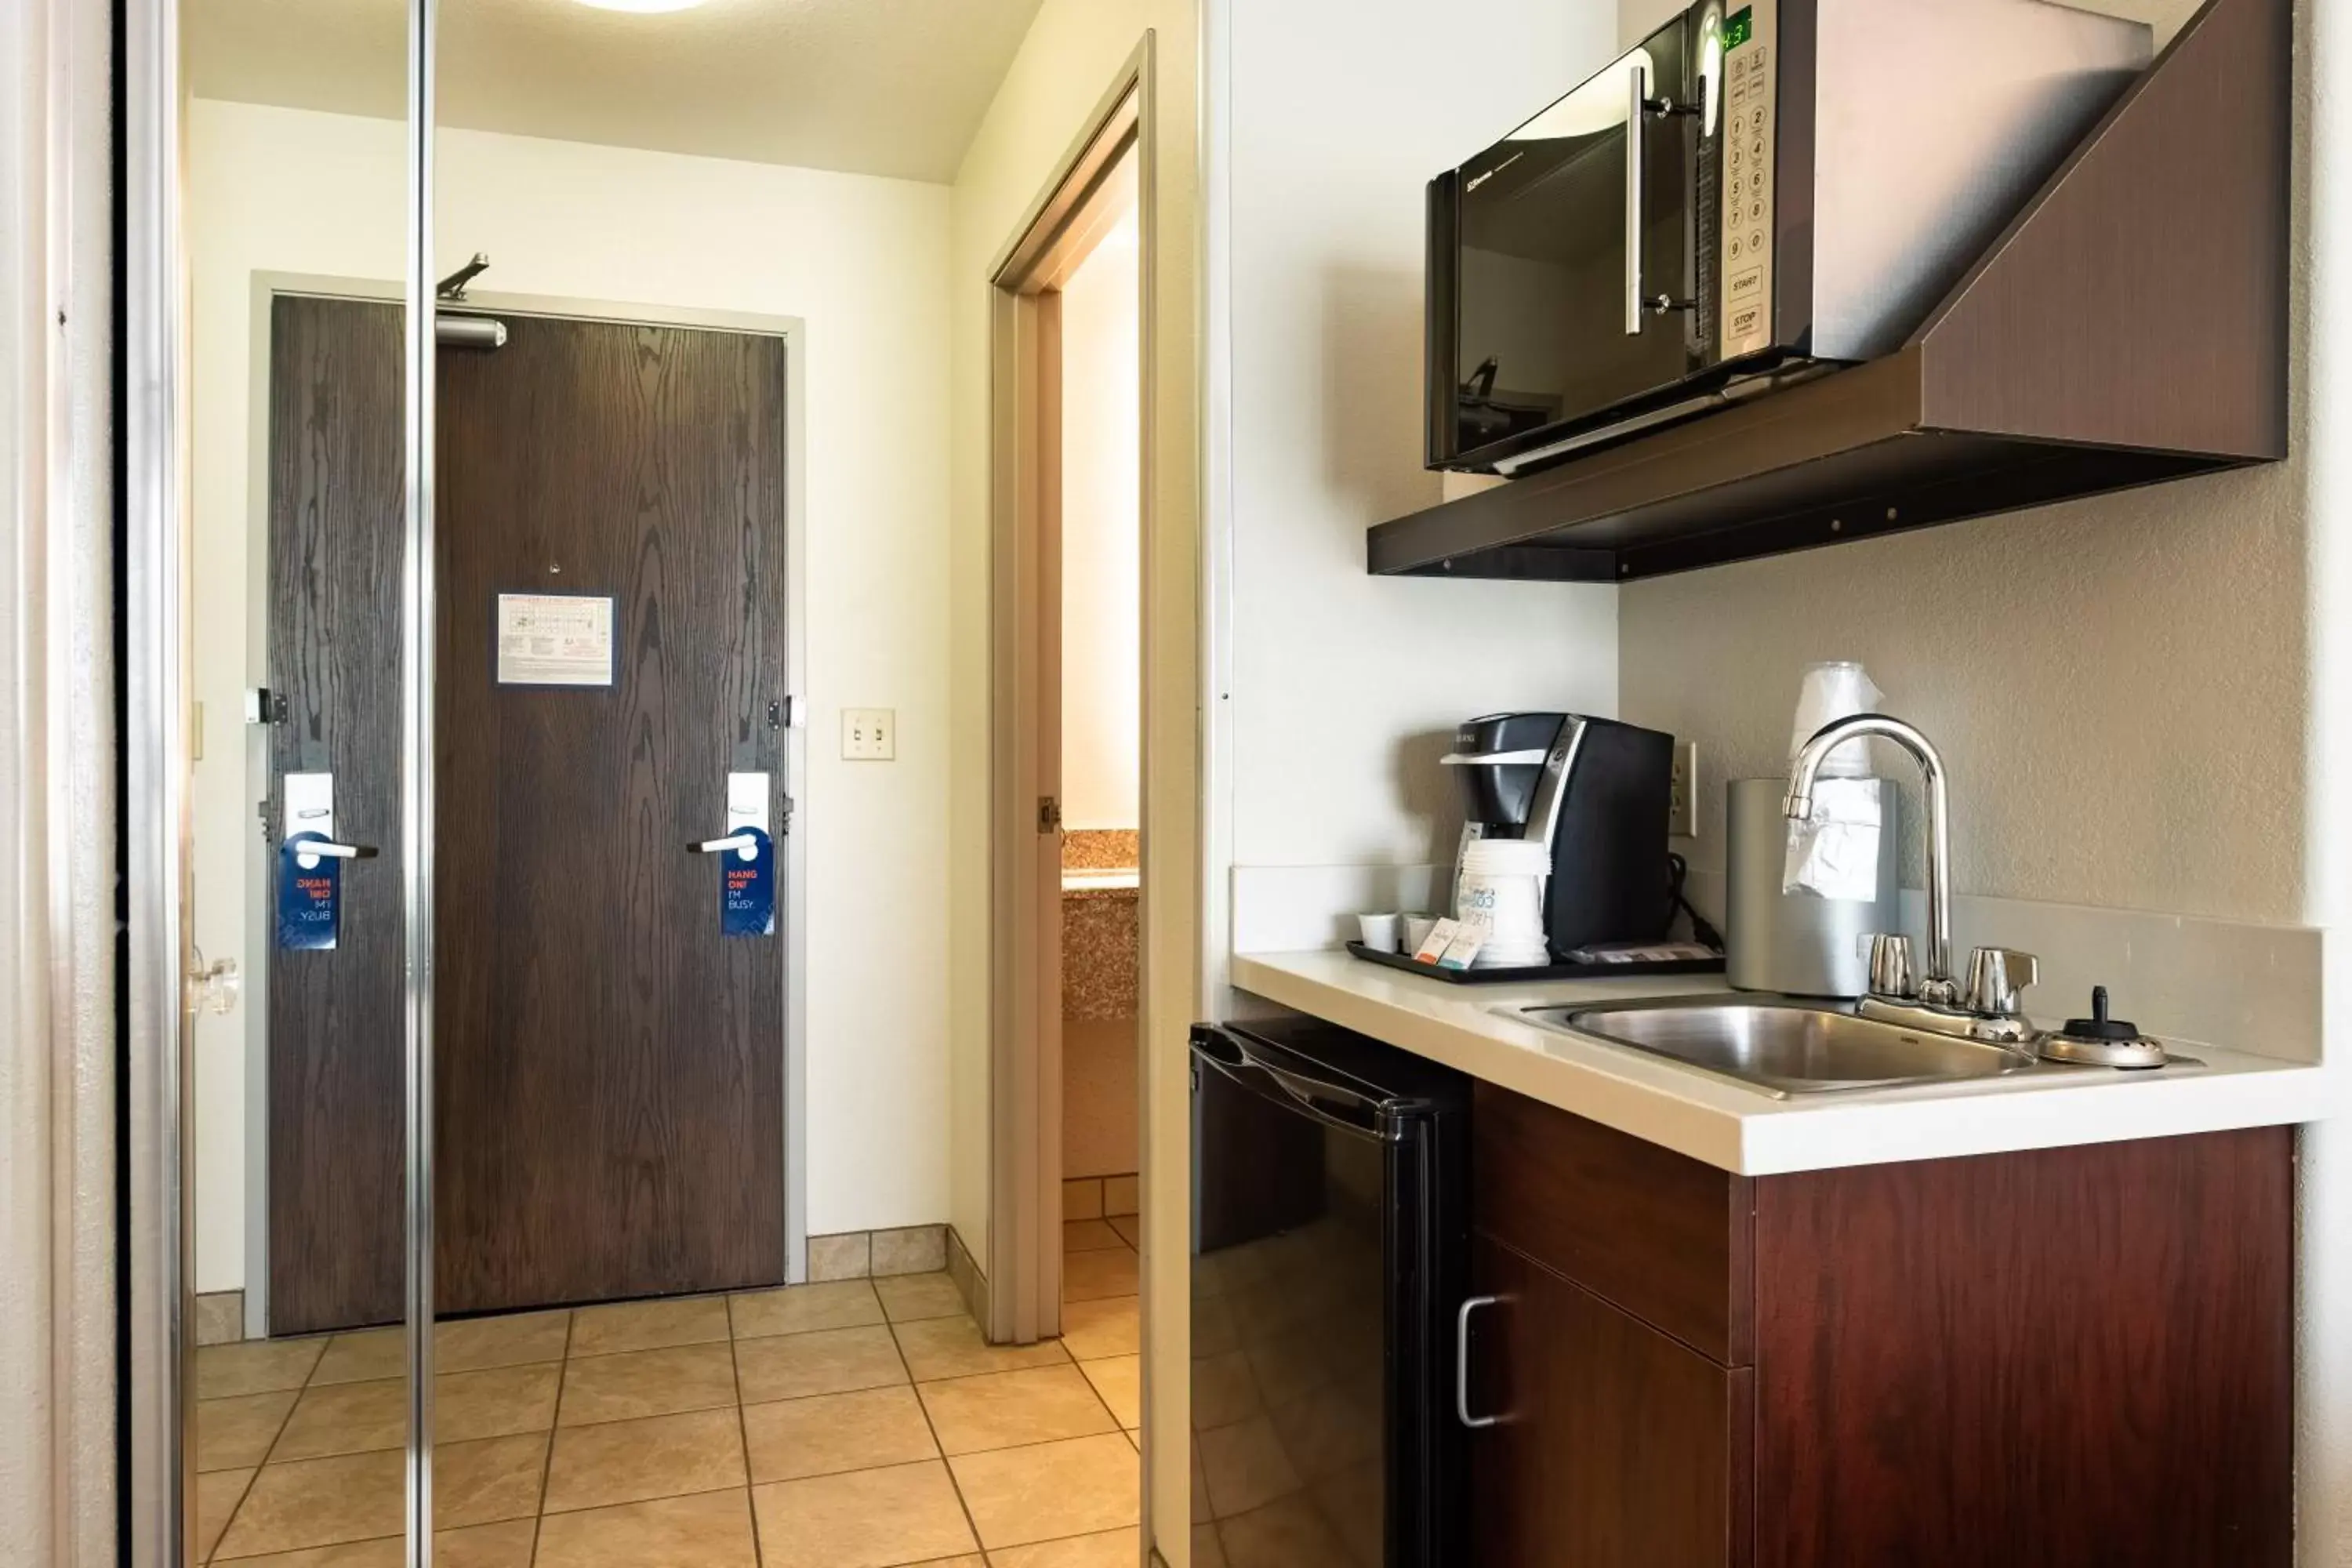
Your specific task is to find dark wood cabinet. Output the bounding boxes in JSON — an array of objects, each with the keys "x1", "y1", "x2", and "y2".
[
  {"x1": 1462, "y1": 1081, "x2": 2293, "y2": 1568},
  {"x1": 1470, "y1": 1235, "x2": 1750, "y2": 1568}
]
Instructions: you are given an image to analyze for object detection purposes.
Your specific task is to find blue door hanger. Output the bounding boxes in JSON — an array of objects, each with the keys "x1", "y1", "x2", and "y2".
[
  {"x1": 277, "y1": 831, "x2": 343, "y2": 950},
  {"x1": 720, "y1": 826, "x2": 776, "y2": 938}
]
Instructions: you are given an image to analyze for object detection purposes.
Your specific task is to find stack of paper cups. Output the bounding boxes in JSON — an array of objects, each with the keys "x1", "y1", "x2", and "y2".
[{"x1": 1458, "y1": 837, "x2": 1552, "y2": 967}]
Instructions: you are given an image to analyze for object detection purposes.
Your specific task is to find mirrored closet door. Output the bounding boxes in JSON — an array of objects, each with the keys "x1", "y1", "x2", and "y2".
[{"x1": 179, "y1": 0, "x2": 425, "y2": 1558}]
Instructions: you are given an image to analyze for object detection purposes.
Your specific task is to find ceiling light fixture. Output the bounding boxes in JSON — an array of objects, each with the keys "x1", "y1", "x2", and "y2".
[{"x1": 573, "y1": 0, "x2": 709, "y2": 13}]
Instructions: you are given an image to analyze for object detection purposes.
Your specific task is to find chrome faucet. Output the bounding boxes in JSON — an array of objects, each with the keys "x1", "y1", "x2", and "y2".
[
  {"x1": 1785, "y1": 713, "x2": 1955, "y2": 1003},
  {"x1": 1784, "y1": 712, "x2": 2038, "y2": 1045}
]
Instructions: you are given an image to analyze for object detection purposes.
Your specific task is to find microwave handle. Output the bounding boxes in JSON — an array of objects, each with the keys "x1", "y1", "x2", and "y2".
[{"x1": 1624, "y1": 56, "x2": 1646, "y2": 336}]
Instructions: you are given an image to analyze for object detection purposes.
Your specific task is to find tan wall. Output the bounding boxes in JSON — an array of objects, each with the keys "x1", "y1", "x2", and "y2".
[
  {"x1": 1619, "y1": 466, "x2": 2308, "y2": 922},
  {"x1": 1612, "y1": 4, "x2": 2352, "y2": 1565},
  {"x1": 944, "y1": 1, "x2": 1200, "y2": 1555}
]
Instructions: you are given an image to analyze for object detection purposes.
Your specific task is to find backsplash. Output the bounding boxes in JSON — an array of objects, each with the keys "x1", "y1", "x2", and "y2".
[
  {"x1": 1227, "y1": 862, "x2": 2321, "y2": 1062},
  {"x1": 1063, "y1": 828, "x2": 1139, "y2": 871}
]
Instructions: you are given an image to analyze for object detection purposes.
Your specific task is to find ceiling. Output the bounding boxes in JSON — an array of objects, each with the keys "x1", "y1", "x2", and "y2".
[{"x1": 183, "y1": 0, "x2": 1048, "y2": 183}]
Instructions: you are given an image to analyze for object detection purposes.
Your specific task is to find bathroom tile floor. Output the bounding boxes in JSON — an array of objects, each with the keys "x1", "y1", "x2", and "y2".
[{"x1": 193, "y1": 1228, "x2": 1145, "y2": 1568}]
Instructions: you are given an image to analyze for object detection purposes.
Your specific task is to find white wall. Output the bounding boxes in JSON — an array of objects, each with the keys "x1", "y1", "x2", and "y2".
[
  {"x1": 1221, "y1": 0, "x2": 1621, "y2": 895},
  {"x1": 1060, "y1": 205, "x2": 1143, "y2": 833},
  {"x1": 187, "y1": 99, "x2": 954, "y2": 1290}
]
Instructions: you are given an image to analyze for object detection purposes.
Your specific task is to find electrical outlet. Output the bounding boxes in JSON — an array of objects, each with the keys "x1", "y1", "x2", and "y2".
[
  {"x1": 841, "y1": 707, "x2": 896, "y2": 761},
  {"x1": 1670, "y1": 740, "x2": 1699, "y2": 837}
]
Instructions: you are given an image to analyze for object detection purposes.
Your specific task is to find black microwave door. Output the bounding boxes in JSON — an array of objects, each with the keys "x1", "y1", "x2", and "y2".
[{"x1": 1440, "y1": 20, "x2": 1702, "y2": 469}]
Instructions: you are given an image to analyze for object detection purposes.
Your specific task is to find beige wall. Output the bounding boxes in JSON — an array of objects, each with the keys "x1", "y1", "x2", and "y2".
[
  {"x1": 1619, "y1": 464, "x2": 2307, "y2": 921},
  {"x1": 943, "y1": 0, "x2": 1200, "y2": 1555},
  {"x1": 1612, "y1": 1, "x2": 2352, "y2": 1562},
  {"x1": 1060, "y1": 204, "x2": 1143, "y2": 833},
  {"x1": 185, "y1": 100, "x2": 956, "y2": 1289},
  {"x1": 1611, "y1": 9, "x2": 2299, "y2": 924}
]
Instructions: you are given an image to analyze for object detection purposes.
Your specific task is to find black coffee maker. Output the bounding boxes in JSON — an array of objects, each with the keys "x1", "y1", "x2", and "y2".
[{"x1": 1441, "y1": 712, "x2": 1675, "y2": 954}]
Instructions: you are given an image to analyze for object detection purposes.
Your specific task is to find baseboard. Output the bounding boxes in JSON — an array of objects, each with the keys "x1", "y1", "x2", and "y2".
[
  {"x1": 1681, "y1": 869, "x2": 2321, "y2": 1063},
  {"x1": 944, "y1": 1224, "x2": 989, "y2": 1327},
  {"x1": 1062, "y1": 1172, "x2": 1139, "y2": 1220},
  {"x1": 1231, "y1": 862, "x2": 1450, "y2": 954},
  {"x1": 1229, "y1": 860, "x2": 2321, "y2": 1063},
  {"x1": 194, "y1": 1290, "x2": 244, "y2": 1346},
  {"x1": 804, "y1": 1223, "x2": 948, "y2": 1283}
]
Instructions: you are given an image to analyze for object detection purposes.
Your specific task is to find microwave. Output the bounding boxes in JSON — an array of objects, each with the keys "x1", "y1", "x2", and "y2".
[{"x1": 1425, "y1": 0, "x2": 2151, "y2": 477}]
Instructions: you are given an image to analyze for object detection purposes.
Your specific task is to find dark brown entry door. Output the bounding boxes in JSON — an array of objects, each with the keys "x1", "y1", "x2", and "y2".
[
  {"x1": 434, "y1": 314, "x2": 789, "y2": 1313},
  {"x1": 264, "y1": 298, "x2": 789, "y2": 1332}
]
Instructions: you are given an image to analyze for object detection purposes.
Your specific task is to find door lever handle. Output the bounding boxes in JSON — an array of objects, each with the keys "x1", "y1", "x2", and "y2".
[
  {"x1": 291, "y1": 839, "x2": 376, "y2": 860},
  {"x1": 690, "y1": 834, "x2": 757, "y2": 855}
]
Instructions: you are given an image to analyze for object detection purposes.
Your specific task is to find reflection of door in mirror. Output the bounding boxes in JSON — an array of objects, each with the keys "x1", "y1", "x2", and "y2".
[
  {"x1": 173, "y1": 0, "x2": 1195, "y2": 1561},
  {"x1": 181, "y1": 17, "x2": 419, "y2": 1563},
  {"x1": 263, "y1": 294, "x2": 407, "y2": 1339}
]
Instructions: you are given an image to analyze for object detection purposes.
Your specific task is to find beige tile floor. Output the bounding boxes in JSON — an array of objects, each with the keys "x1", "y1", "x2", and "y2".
[{"x1": 193, "y1": 1226, "x2": 1145, "y2": 1568}]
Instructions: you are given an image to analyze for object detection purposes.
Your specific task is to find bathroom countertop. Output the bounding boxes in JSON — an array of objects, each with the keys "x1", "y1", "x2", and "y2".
[{"x1": 1230, "y1": 949, "x2": 2335, "y2": 1177}]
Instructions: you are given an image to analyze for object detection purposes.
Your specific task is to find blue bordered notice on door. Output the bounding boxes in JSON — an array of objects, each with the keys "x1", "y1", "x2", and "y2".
[
  {"x1": 721, "y1": 827, "x2": 776, "y2": 938},
  {"x1": 496, "y1": 593, "x2": 615, "y2": 687}
]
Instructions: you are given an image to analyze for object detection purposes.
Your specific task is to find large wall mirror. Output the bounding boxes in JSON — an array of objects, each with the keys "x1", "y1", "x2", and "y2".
[
  {"x1": 180, "y1": 0, "x2": 419, "y2": 1557},
  {"x1": 169, "y1": 0, "x2": 1192, "y2": 1562}
]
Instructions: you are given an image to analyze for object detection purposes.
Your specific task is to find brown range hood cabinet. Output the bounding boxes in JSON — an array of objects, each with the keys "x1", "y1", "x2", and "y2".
[{"x1": 1368, "y1": 0, "x2": 2288, "y2": 584}]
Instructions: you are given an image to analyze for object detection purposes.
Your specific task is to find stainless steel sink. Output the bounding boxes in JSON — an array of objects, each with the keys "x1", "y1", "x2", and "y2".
[{"x1": 1519, "y1": 999, "x2": 2041, "y2": 1098}]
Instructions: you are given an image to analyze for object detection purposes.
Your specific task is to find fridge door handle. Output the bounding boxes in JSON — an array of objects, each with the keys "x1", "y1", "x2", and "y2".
[
  {"x1": 1189, "y1": 1028, "x2": 1391, "y2": 1138},
  {"x1": 1457, "y1": 1294, "x2": 1501, "y2": 1429}
]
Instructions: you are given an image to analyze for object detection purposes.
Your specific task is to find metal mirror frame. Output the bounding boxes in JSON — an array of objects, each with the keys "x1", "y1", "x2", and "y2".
[{"x1": 123, "y1": 0, "x2": 443, "y2": 1559}]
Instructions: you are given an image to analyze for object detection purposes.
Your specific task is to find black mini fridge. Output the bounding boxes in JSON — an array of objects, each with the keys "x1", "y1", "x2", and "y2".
[{"x1": 1189, "y1": 1019, "x2": 1470, "y2": 1566}]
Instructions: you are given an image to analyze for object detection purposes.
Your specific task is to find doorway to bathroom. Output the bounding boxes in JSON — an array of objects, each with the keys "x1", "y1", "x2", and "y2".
[{"x1": 988, "y1": 73, "x2": 1147, "y2": 1352}]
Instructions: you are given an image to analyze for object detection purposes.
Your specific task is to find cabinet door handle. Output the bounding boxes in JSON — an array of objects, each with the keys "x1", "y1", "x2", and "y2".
[{"x1": 1457, "y1": 1294, "x2": 1501, "y2": 1429}]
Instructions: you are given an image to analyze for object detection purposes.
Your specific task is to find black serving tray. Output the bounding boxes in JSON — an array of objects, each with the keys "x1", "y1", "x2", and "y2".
[{"x1": 1345, "y1": 941, "x2": 1726, "y2": 985}]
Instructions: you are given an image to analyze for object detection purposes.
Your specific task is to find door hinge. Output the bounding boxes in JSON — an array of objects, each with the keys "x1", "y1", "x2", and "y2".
[
  {"x1": 780, "y1": 793, "x2": 796, "y2": 837},
  {"x1": 1038, "y1": 796, "x2": 1062, "y2": 834},
  {"x1": 246, "y1": 687, "x2": 289, "y2": 724}
]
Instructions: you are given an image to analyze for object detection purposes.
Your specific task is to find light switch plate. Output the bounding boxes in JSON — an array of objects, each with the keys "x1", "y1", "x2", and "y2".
[{"x1": 842, "y1": 708, "x2": 896, "y2": 761}]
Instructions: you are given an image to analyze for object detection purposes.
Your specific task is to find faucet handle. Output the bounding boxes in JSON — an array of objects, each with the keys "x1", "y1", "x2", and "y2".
[
  {"x1": 1965, "y1": 947, "x2": 2038, "y2": 1016},
  {"x1": 1859, "y1": 932, "x2": 1915, "y2": 1000}
]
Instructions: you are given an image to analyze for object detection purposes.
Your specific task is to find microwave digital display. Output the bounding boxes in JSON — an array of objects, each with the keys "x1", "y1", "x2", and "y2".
[{"x1": 1723, "y1": 6, "x2": 1754, "y2": 49}]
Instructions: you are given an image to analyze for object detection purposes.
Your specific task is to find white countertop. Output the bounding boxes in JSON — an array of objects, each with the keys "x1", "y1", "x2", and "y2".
[{"x1": 1230, "y1": 949, "x2": 2331, "y2": 1176}]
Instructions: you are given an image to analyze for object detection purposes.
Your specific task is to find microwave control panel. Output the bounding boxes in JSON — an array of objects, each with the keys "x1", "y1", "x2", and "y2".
[{"x1": 1719, "y1": 0, "x2": 1777, "y2": 360}]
